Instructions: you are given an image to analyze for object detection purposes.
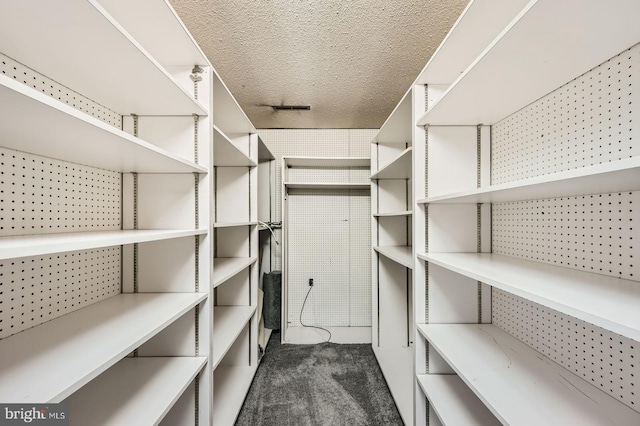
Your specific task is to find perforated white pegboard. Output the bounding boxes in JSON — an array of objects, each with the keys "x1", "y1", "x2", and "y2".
[
  {"x1": 0, "y1": 247, "x2": 120, "y2": 339},
  {"x1": 492, "y1": 191, "x2": 638, "y2": 280},
  {"x1": 286, "y1": 188, "x2": 371, "y2": 327},
  {"x1": 0, "y1": 148, "x2": 122, "y2": 339},
  {"x1": 0, "y1": 52, "x2": 121, "y2": 128},
  {"x1": 288, "y1": 188, "x2": 349, "y2": 327},
  {"x1": 0, "y1": 147, "x2": 121, "y2": 236},
  {"x1": 493, "y1": 289, "x2": 640, "y2": 411},
  {"x1": 349, "y1": 129, "x2": 377, "y2": 157},
  {"x1": 492, "y1": 43, "x2": 640, "y2": 184}
]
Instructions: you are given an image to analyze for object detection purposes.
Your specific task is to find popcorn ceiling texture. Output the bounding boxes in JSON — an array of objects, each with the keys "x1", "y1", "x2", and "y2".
[{"x1": 169, "y1": 0, "x2": 466, "y2": 128}]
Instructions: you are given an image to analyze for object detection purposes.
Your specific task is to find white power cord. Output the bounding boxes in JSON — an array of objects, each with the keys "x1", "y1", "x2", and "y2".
[{"x1": 258, "y1": 220, "x2": 280, "y2": 245}]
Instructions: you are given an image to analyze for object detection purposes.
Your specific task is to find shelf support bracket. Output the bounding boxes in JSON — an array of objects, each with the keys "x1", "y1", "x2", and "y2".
[
  {"x1": 131, "y1": 113, "x2": 139, "y2": 138},
  {"x1": 193, "y1": 114, "x2": 199, "y2": 165},
  {"x1": 190, "y1": 65, "x2": 204, "y2": 100},
  {"x1": 132, "y1": 171, "x2": 139, "y2": 357}
]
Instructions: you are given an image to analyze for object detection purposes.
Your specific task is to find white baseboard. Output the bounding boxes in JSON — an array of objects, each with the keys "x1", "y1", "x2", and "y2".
[{"x1": 283, "y1": 326, "x2": 372, "y2": 344}]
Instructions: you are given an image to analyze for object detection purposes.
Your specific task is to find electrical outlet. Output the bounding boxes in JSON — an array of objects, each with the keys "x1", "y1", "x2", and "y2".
[{"x1": 309, "y1": 278, "x2": 314, "y2": 286}]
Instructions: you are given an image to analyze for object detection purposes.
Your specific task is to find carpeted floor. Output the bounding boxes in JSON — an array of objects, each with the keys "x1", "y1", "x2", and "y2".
[{"x1": 235, "y1": 331, "x2": 404, "y2": 426}]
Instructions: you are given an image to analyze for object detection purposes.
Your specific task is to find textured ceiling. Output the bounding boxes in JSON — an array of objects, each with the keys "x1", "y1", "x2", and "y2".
[{"x1": 169, "y1": 0, "x2": 467, "y2": 129}]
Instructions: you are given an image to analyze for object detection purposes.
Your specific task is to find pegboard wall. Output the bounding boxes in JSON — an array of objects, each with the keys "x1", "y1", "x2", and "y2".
[
  {"x1": 287, "y1": 188, "x2": 371, "y2": 327},
  {"x1": 0, "y1": 147, "x2": 121, "y2": 236},
  {"x1": 492, "y1": 43, "x2": 640, "y2": 185},
  {"x1": 493, "y1": 289, "x2": 640, "y2": 410},
  {"x1": 287, "y1": 166, "x2": 370, "y2": 184},
  {"x1": 0, "y1": 148, "x2": 122, "y2": 339},
  {"x1": 258, "y1": 129, "x2": 376, "y2": 271},
  {"x1": 492, "y1": 191, "x2": 638, "y2": 280},
  {"x1": 0, "y1": 247, "x2": 121, "y2": 339},
  {"x1": 489, "y1": 44, "x2": 640, "y2": 413},
  {"x1": 0, "y1": 52, "x2": 121, "y2": 128}
]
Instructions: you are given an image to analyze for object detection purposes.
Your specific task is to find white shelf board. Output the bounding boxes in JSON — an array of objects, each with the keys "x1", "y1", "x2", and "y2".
[
  {"x1": 415, "y1": 0, "x2": 529, "y2": 84},
  {"x1": 0, "y1": 0, "x2": 206, "y2": 116},
  {"x1": 213, "y1": 222, "x2": 258, "y2": 228},
  {"x1": 258, "y1": 136, "x2": 275, "y2": 161},
  {"x1": 284, "y1": 182, "x2": 370, "y2": 190},
  {"x1": 416, "y1": 375, "x2": 500, "y2": 426},
  {"x1": 213, "y1": 365, "x2": 258, "y2": 426},
  {"x1": 374, "y1": 210, "x2": 413, "y2": 218},
  {"x1": 374, "y1": 246, "x2": 413, "y2": 269},
  {"x1": 371, "y1": 147, "x2": 412, "y2": 179},
  {"x1": 0, "y1": 229, "x2": 206, "y2": 261},
  {"x1": 96, "y1": 0, "x2": 208, "y2": 67},
  {"x1": 213, "y1": 71, "x2": 256, "y2": 134},
  {"x1": 418, "y1": 157, "x2": 640, "y2": 204},
  {"x1": 284, "y1": 157, "x2": 370, "y2": 168},
  {"x1": 0, "y1": 293, "x2": 206, "y2": 403},
  {"x1": 213, "y1": 257, "x2": 258, "y2": 288},
  {"x1": 0, "y1": 76, "x2": 206, "y2": 173},
  {"x1": 212, "y1": 306, "x2": 257, "y2": 368},
  {"x1": 418, "y1": 0, "x2": 640, "y2": 125},
  {"x1": 214, "y1": 126, "x2": 257, "y2": 167},
  {"x1": 67, "y1": 357, "x2": 206, "y2": 426},
  {"x1": 418, "y1": 252, "x2": 640, "y2": 341},
  {"x1": 372, "y1": 340, "x2": 414, "y2": 425},
  {"x1": 418, "y1": 324, "x2": 640, "y2": 425},
  {"x1": 372, "y1": 90, "x2": 412, "y2": 144}
]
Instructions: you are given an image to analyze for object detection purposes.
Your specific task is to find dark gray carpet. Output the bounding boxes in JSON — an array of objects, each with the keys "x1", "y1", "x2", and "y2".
[{"x1": 235, "y1": 332, "x2": 404, "y2": 426}]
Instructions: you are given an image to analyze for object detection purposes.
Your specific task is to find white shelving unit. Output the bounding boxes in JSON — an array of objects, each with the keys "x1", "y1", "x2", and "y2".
[
  {"x1": 212, "y1": 365, "x2": 258, "y2": 426},
  {"x1": 373, "y1": 210, "x2": 413, "y2": 218},
  {"x1": 283, "y1": 182, "x2": 370, "y2": 189},
  {"x1": 67, "y1": 357, "x2": 207, "y2": 426},
  {"x1": 370, "y1": 147, "x2": 412, "y2": 180},
  {"x1": 0, "y1": 293, "x2": 206, "y2": 403},
  {"x1": 0, "y1": 0, "x2": 207, "y2": 116},
  {"x1": 214, "y1": 222, "x2": 259, "y2": 228},
  {"x1": 419, "y1": 157, "x2": 640, "y2": 204},
  {"x1": 419, "y1": 324, "x2": 640, "y2": 425},
  {"x1": 406, "y1": 0, "x2": 640, "y2": 425},
  {"x1": 282, "y1": 156, "x2": 371, "y2": 344},
  {"x1": 213, "y1": 257, "x2": 258, "y2": 288},
  {"x1": 374, "y1": 246, "x2": 413, "y2": 270},
  {"x1": 0, "y1": 1, "x2": 277, "y2": 423},
  {"x1": 416, "y1": 375, "x2": 499, "y2": 426},
  {"x1": 370, "y1": 90, "x2": 414, "y2": 425},
  {"x1": 285, "y1": 157, "x2": 370, "y2": 168},
  {"x1": 212, "y1": 306, "x2": 258, "y2": 368},
  {"x1": 212, "y1": 69, "x2": 274, "y2": 424},
  {"x1": 282, "y1": 156, "x2": 370, "y2": 189},
  {"x1": 0, "y1": 75, "x2": 206, "y2": 174},
  {"x1": 418, "y1": 253, "x2": 640, "y2": 341},
  {"x1": 0, "y1": 229, "x2": 207, "y2": 261},
  {"x1": 417, "y1": 0, "x2": 640, "y2": 126},
  {"x1": 214, "y1": 125, "x2": 257, "y2": 167}
]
